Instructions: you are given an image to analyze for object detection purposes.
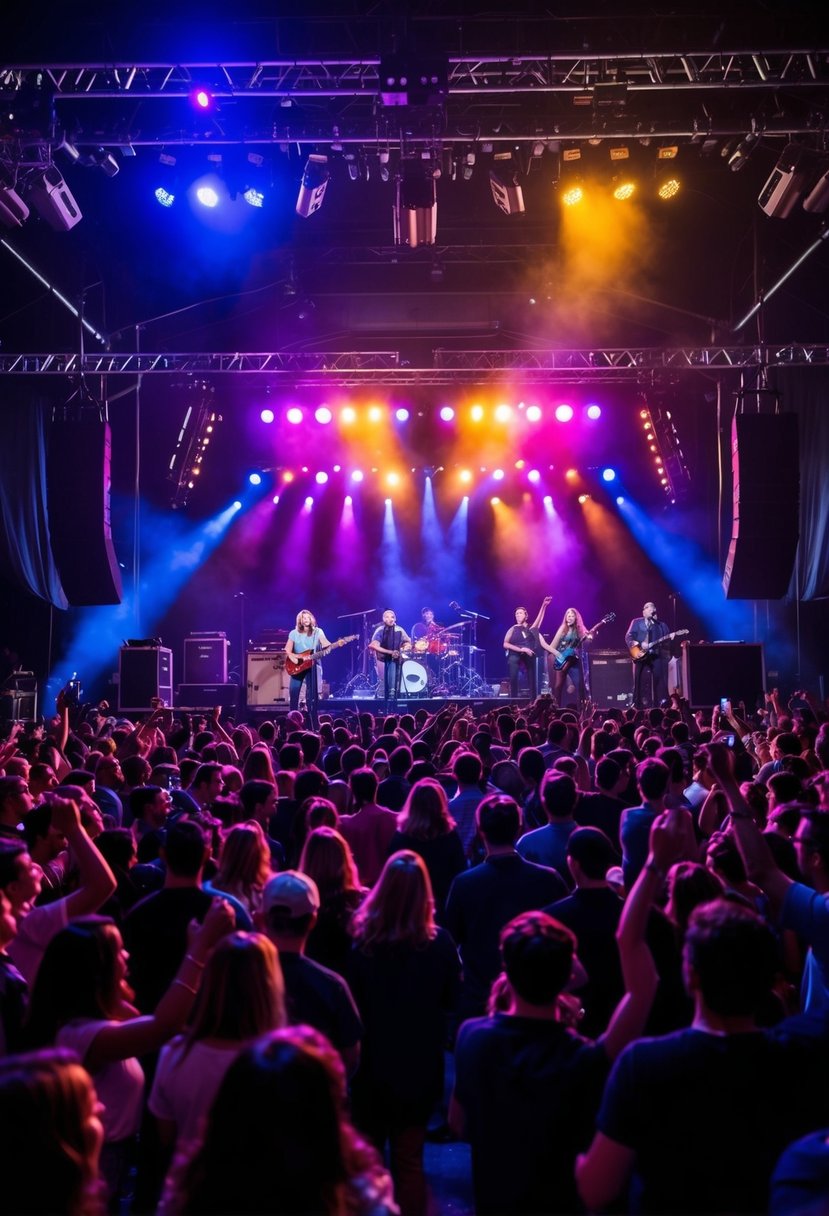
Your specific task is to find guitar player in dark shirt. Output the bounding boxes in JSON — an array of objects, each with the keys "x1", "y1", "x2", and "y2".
[{"x1": 625, "y1": 602, "x2": 671, "y2": 709}]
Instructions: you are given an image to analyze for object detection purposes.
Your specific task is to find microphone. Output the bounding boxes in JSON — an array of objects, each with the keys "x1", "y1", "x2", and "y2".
[{"x1": 450, "y1": 600, "x2": 460, "y2": 611}]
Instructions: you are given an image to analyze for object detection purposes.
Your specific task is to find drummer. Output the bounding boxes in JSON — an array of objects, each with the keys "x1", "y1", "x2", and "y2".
[{"x1": 411, "y1": 606, "x2": 446, "y2": 684}]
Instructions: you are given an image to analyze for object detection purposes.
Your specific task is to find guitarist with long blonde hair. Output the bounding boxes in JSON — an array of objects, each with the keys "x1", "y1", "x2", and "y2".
[
  {"x1": 538, "y1": 607, "x2": 592, "y2": 706},
  {"x1": 285, "y1": 609, "x2": 331, "y2": 727}
]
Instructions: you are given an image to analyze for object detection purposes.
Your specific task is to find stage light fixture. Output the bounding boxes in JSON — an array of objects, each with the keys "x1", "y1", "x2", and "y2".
[
  {"x1": 586, "y1": 403, "x2": 602, "y2": 419},
  {"x1": 609, "y1": 145, "x2": 630, "y2": 161},
  {"x1": 728, "y1": 131, "x2": 759, "y2": 172},
  {"x1": 758, "y1": 143, "x2": 807, "y2": 218},
  {"x1": 395, "y1": 407, "x2": 410, "y2": 422},
  {"x1": 196, "y1": 184, "x2": 219, "y2": 208},
  {"x1": 315, "y1": 471, "x2": 329, "y2": 484},
  {"x1": 249, "y1": 472, "x2": 262, "y2": 486},
  {"x1": 803, "y1": 163, "x2": 829, "y2": 214},
  {"x1": 470, "y1": 404, "x2": 484, "y2": 422},
  {"x1": 528, "y1": 469, "x2": 541, "y2": 483},
  {"x1": 286, "y1": 407, "x2": 303, "y2": 425},
  {"x1": 493, "y1": 468, "x2": 505, "y2": 481},
  {"x1": 526, "y1": 405, "x2": 542, "y2": 422},
  {"x1": 601, "y1": 467, "x2": 617, "y2": 482},
  {"x1": 613, "y1": 180, "x2": 636, "y2": 200},
  {"x1": 562, "y1": 184, "x2": 584, "y2": 206},
  {"x1": 440, "y1": 406, "x2": 455, "y2": 421},
  {"x1": 489, "y1": 152, "x2": 525, "y2": 215},
  {"x1": 351, "y1": 469, "x2": 364, "y2": 482},
  {"x1": 296, "y1": 154, "x2": 330, "y2": 218},
  {"x1": 314, "y1": 406, "x2": 332, "y2": 424},
  {"x1": 260, "y1": 408, "x2": 274, "y2": 424},
  {"x1": 191, "y1": 87, "x2": 214, "y2": 111},
  {"x1": 657, "y1": 177, "x2": 681, "y2": 200},
  {"x1": 657, "y1": 145, "x2": 679, "y2": 159},
  {"x1": 0, "y1": 184, "x2": 29, "y2": 228},
  {"x1": 394, "y1": 164, "x2": 437, "y2": 247},
  {"x1": 341, "y1": 406, "x2": 357, "y2": 424},
  {"x1": 555, "y1": 404, "x2": 574, "y2": 422},
  {"x1": 578, "y1": 493, "x2": 589, "y2": 504},
  {"x1": 368, "y1": 406, "x2": 383, "y2": 422},
  {"x1": 27, "y1": 165, "x2": 82, "y2": 231},
  {"x1": 243, "y1": 188, "x2": 264, "y2": 208}
]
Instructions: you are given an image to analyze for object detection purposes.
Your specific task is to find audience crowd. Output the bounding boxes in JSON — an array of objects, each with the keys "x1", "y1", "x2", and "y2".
[{"x1": 1, "y1": 683, "x2": 829, "y2": 1215}]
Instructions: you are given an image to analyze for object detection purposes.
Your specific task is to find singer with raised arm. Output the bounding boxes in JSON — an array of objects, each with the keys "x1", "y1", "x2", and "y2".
[
  {"x1": 503, "y1": 597, "x2": 551, "y2": 700},
  {"x1": 625, "y1": 601, "x2": 670, "y2": 709},
  {"x1": 285, "y1": 609, "x2": 331, "y2": 727},
  {"x1": 369, "y1": 609, "x2": 412, "y2": 710}
]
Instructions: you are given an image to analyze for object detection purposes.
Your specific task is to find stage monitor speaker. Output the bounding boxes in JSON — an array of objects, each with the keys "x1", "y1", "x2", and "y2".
[
  {"x1": 47, "y1": 418, "x2": 123, "y2": 606},
  {"x1": 723, "y1": 413, "x2": 799, "y2": 600},
  {"x1": 247, "y1": 652, "x2": 290, "y2": 706},
  {"x1": 681, "y1": 643, "x2": 766, "y2": 711},
  {"x1": 176, "y1": 683, "x2": 238, "y2": 710},
  {"x1": 119, "y1": 647, "x2": 173, "y2": 712},
  {"x1": 587, "y1": 651, "x2": 631, "y2": 707},
  {"x1": 184, "y1": 636, "x2": 229, "y2": 684}
]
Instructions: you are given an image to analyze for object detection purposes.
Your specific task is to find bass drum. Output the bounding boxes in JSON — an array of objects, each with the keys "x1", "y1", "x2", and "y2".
[{"x1": 401, "y1": 659, "x2": 429, "y2": 694}]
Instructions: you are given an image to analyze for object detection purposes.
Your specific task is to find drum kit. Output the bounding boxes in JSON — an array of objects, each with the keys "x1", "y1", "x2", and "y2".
[{"x1": 375, "y1": 620, "x2": 488, "y2": 698}]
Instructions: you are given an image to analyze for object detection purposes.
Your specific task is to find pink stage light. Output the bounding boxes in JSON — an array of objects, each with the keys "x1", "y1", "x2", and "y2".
[
  {"x1": 286, "y1": 407, "x2": 303, "y2": 425},
  {"x1": 260, "y1": 408, "x2": 275, "y2": 424},
  {"x1": 554, "y1": 404, "x2": 574, "y2": 422},
  {"x1": 586, "y1": 403, "x2": 602, "y2": 420},
  {"x1": 315, "y1": 406, "x2": 333, "y2": 424}
]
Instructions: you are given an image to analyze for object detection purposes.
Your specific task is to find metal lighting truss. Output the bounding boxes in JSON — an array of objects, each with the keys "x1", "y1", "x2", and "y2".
[
  {"x1": 1, "y1": 345, "x2": 828, "y2": 386},
  {"x1": 2, "y1": 48, "x2": 829, "y2": 149}
]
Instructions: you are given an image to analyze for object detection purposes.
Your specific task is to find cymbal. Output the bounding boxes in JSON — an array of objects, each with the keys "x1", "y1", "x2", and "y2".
[{"x1": 443, "y1": 621, "x2": 471, "y2": 631}]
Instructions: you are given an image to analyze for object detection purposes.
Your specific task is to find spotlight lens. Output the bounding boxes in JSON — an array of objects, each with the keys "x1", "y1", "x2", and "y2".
[
  {"x1": 616, "y1": 495, "x2": 625, "y2": 505},
  {"x1": 196, "y1": 186, "x2": 219, "y2": 208},
  {"x1": 586, "y1": 403, "x2": 602, "y2": 420},
  {"x1": 315, "y1": 471, "x2": 329, "y2": 484},
  {"x1": 470, "y1": 404, "x2": 484, "y2": 421},
  {"x1": 351, "y1": 469, "x2": 364, "y2": 482},
  {"x1": 440, "y1": 406, "x2": 455, "y2": 422},
  {"x1": 494, "y1": 404, "x2": 512, "y2": 422},
  {"x1": 528, "y1": 469, "x2": 541, "y2": 483},
  {"x1": 249, "y1": 472, "x2": 262, "y2": 486},
  {"x1": 243, "y1": 187, "x2": 264, "y2": 208},
  {"x1": 233, "y1": 501, "x2": 242, "y2": 510},
  {"x1": 344, "y1": 494, "x2": 353, "y2": 506},
  {"x1": 194, "y1": 89, "x2": 211, "y2": 109},
  {"x1": 315, "y1": 406, "x2": 333, "y2": 424},
  {"x1": 260, "y1": 408, "x2": 275, "y2": 424},
  {"x1": 283, "y1": 471, "x2": 294, "y2": 483},
  {"x1": 658, "y1": 177, "x2": 681, "y2": 200},
  {"x1": 272, "y1": 495, "x2": 280, "y2": 504},
  {"x1": 387, "y1": 472, "x2": 399, "y2": 486},
  {"x1": 543, "y1": 495, "x2": 553, "y2": 505},
  {"x1": 395, "y1": 407, "x2": 410, "y2": 422},
  {"x1": 154, "y1": 187, "x2": 175, "y2": 207},
  {"x1": 341, "y1": 406, "x2": 357, "y2": 423},
  {"x1": 565, "y1": 468, "x2": 578, "y2": 481},
  {"x1": 562, "y1": 186, "x2": 583, "y2": 206},
  {"x1": 493, "y1": 468, "x2": 505, "y2": 481},
  {"x1": 578, "y1": 493, "x2": 589, "y2": 504},
  {"x1": 526, "y1": 405, "x2": 542, "y2": 422},
  {"x1": 305, "y1": 496, "x2": 314, "y2": 507},
  {"x1": 555, "y1": 404, "x2": 574, "y2": 423},
  {"x1": 286, "y1": 407, "x2": 303, "y2": 425},
  {"x1": 368, "y1": 406, "x2": 382, "y2": 422},
  {"x1": 460, "y1": 469, "x2": 472, "y2": 483},
  {"x1": 613, "y1": 181, "x2": 635, "y2": 200},
  {"x1": 601, "y1": 467, "x2": 617, "y2": 482}
]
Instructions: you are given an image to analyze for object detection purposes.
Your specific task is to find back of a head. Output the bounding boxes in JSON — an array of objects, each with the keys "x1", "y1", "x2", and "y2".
[
  {"x1": 293, "y1": 768, "x2": 329, "y2": 807},
  {"x1": 351, "y1": 850, "x2": 435, "y2": 951},
  {"x1": 500, "y1": 911, "x2": 576, "y2": 1006},
  {"x1": 389, "y1": 745, "x2": 413, "y2": 777},
  {"x1": 684, "y1": 899, "x2": 779, "y2": 1017},
  {"x1": 540, "y1": 771, "x2": 578, "y2": 821},
  {"x1": 656, "y1": 746, "x2": 686, "y2": 784},
  {"x1": 182, "y1": 1026, "x2": 348, "y2": 1214},
  {"x1": 164, "y1": 819, "x2": 208, "y2": 878},
  {"x1": 566, "y1": 827, "x2": 620, "y2": 880},
  {"x1": 240, "y1": 779, "x2": 275, "y2": 817},
  {"x1": 0, "y1": 1049, "x2": 99, "y2": 1216},
  {"x1": 667, "y1": 862, "x2": 724, "y2": 934},
  {"x1": 129, "y1": 785, "x2": 164, "y2": 822},
  {"x1": 547, "y1": 720, "x2": 568, "y2": 747},
  {"x1": 349, "y1": 766, "x2": 378, "y2": 806},
  {"x1": 453, "y1": 750, "x2": 482, "y2": 785},
  {"x1": 636, "y1": 756, "x2": 671, "y2": 802},
  {"x1": 518, "y1": 746, "x2": 546, "y2": 785},
  {"x1": 477, "y1": 794, "x2": 521, "y2": 847},
  {"x1": 188, "y1": 932, "x2": 285, "y2": 1045},
  {"x1": 340, "y1": 744, "x2": 367, "y2": 777},
  {"x1": 595, "y1": 756, "x2": 622, "y2": 793},
  {"x1": 21, "y1": 802, "x2": 52, "y2": 850}
]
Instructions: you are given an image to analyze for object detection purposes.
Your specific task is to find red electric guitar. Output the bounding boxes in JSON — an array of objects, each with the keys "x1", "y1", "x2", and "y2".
[{"x1": 285, "y1": 635, "x2": 358, "y2": 677}]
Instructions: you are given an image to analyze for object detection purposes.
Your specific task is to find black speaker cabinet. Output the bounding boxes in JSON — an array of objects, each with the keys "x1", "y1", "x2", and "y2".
[
  {"x1": 681, "y1": 642, "x2": 766, "y2": 711},
  {"x1": 176, "y1": 683, "x2": 239, "y2": 710},
  {"x1": 119, "y1": 647, "x2": 173, "y2": 711},
  {"x1": 246, "y1": 652, "x2": 290, "y2": 706},
  {"x1": 183, "y1": 636, "x2": 229, "y2": 684},
  {"x1": 723, "y1": 414, "x2": 799, "y2": 599},
  {"x1": 587, "y1": 651, "x2": 632, "y2": 707}
]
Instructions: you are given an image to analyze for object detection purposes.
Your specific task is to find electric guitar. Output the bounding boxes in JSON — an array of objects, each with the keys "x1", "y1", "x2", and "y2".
[
  {"x1": 371, "y1": 640, "x2": 412, "y2": 662},
  {"x1": 285, "y1": 635, "x2": 358, "y2": 677},
  {"x1": 553, "y1": 613, "x2": 616, "y2": 671},
  {"x1": 628, "y1": 628, "x2": 689, "y2": 662}
]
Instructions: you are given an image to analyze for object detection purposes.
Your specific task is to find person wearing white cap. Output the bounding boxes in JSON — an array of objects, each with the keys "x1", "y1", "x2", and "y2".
[{"x1": 258, "y1": 870, "x2": 363, "y2": 1076}]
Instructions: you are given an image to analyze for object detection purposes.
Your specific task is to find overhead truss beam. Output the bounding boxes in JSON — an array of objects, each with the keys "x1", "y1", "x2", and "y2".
[{"x1": 1, "y1": 345, "x2": 827, "y2": 386}]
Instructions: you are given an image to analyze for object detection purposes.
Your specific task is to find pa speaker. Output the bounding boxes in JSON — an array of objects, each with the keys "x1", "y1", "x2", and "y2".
[
  {"x1": 587, "y1": 651, "x2": 631, "y2": 706},
  {"x1": 119, "y1": 647, "x2": 173, "y2": 712},
  {"x1": 723, "y1": 414, "x2": 799, "y2": 599},
  {"x1": 184, "y1": 636, "x2": 229, "y2": 684},
  {"x1": 681, "y1": 643, "x2": 766, "y2": 711},
  {"x1": 47, "y1": 418, "x2": 123, "y2": 606}
]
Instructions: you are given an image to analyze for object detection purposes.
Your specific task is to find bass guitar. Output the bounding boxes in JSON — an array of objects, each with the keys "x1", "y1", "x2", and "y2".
[
  {"x1": 285, "y1": 635, "x2": 358, "y2": 677},
  {"x1": 628, "y1": 628, "x2": 689, "y2": 663},
  {"x1": 553, "y1": 613, "x2": 616, "y2": 671}
]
